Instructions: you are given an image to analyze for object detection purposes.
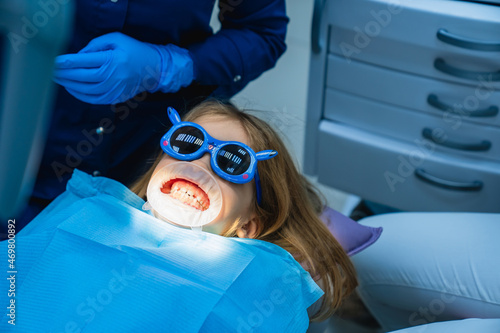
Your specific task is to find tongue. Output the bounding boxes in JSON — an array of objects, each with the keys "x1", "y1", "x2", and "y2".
[{"x1": 161, "y1": 179, "x2": 210, "y2": 211}]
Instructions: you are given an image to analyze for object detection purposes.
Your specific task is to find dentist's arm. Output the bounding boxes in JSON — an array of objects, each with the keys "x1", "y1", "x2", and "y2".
[
  {"x1": 187, "y1": 0, "x2": 288, "y2": 97},
  {"x1": 53, "y1": 32, "x2": 194, "y2": 105}
]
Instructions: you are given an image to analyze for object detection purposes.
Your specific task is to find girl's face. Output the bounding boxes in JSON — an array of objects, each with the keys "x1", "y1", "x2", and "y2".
[{"x1": 151, "y1": 115, "x2": 257, "y2": 236}]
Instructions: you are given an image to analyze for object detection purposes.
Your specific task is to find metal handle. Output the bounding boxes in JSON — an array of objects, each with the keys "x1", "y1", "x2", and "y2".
[
  {"x1": 434, "y1": 58, "x2": 500, "y2": 82},
  {"x1": 427, "y1": 94, "x2": 499, "y2": 118},
  {"x1": 311, "y1": 0, "x2": 326, "y2": 53},
  {"x1": 422, "y1": 127, "x2": 491, "y2": 151},
  {"x1": 437, "y1": 29, "x2": 500, "y2": 52},
  {"x1": 415, "y1": 168, "x2": 483, "y2": 192}
]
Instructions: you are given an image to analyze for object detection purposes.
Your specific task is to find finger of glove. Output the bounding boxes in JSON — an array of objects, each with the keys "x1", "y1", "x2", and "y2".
[
  {"x1": 54, "y1": 77, "x2": 115, "y2": 96},
  {"x1": 66, "y1": 82, "x2": 128, "y2": 105},
  {"x1": 65, "y1": 86, "x2": 121, "y2": 105},
  {"x1": 79, "y1": 32, "x2": 125, "y2": 53},
  {"x1": 63, "y1": 86, "x2": 105, "y2": 104},
  {"x1": 53, "y1": 67, "x2": 109, "y2": 83},
  {"x1": 54, "y1": 51, "x2": 112, "y2": 70}
]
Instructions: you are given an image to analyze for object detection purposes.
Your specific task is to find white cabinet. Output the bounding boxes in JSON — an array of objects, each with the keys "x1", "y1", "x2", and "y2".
[{"x1": 304, "y1": 0, "x2": 500, "y2": 212}]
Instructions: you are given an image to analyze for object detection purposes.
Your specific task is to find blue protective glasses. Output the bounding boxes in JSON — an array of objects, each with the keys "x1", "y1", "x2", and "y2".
[{"x1": 160, "y1": 107, "x2": 278, "y2": 204}]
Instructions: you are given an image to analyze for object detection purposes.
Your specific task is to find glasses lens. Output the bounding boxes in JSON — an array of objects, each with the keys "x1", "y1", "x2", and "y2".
[
  {"x1": 216, "y1": 144, "x2": 252, "y2": 176},
  {"x1": 170, "y1": 126, "x2": 205, "y2": 154}
]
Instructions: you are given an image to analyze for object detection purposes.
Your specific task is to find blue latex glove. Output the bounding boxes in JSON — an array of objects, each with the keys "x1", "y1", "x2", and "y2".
[{"x1": 53, "y1": 32, "x2": 194, "y2": 105}]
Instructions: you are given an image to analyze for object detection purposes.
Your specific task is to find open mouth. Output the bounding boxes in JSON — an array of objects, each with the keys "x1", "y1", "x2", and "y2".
[
  {"x1": 146, "y1": 162, "x2": 223, "y2": 228},
  {"x1": 161, "y1": 178, "x2": 210, "y2": 211}
]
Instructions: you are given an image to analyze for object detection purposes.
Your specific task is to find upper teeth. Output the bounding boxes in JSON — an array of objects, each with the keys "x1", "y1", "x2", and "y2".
[{"x1": 170, "y1": 186, "x2": 208, "y2": 210}]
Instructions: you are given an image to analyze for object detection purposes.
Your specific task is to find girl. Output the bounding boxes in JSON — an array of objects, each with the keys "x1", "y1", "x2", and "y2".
[{"x1": 131, "y1": 99, "x2": 358, "y2": 321}]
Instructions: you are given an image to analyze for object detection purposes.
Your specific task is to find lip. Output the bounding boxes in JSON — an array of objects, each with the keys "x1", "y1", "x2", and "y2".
[
  {"x1": 160, "y1": 175, "x2": 211, "y2": 199},
  {"x1": 160, "y1": 177, "x2": 210, "y2": 211}
]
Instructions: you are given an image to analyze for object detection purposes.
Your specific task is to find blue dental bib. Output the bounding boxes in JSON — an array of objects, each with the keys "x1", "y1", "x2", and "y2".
[{"x1": 0, "y1": 170, "x2": 322, "y2": 332}]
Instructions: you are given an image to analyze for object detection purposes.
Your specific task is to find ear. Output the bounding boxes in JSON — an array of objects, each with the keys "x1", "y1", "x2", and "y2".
[{"x1": 236, "y1": 216, "x2": 260, "y2": 239}]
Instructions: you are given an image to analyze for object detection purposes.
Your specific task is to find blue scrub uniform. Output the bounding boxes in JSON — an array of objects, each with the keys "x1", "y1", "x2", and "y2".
[{"x1": 22, "y1": 0, "x2": 288, "y2": 229}]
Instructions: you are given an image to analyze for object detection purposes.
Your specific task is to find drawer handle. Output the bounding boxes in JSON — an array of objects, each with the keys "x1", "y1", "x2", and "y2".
[
  {"x1": 415, "y1": 168, "x2": 483, "y2": 192},
  {"x1": 434, "y1": 58, "x2": 500, "y2": 82},
  {"x1": 427, "y1": 94, "x2": 499, "y2": 118},
  {"x1": 422, "y1": 127, "x2": 491, "y2": 151},
  {"x1": 437, "y1": 29, "x2": 500, "y2": 52},
  {"x1": 311, "y1": 0, "x2": 326, "y2": 53}
]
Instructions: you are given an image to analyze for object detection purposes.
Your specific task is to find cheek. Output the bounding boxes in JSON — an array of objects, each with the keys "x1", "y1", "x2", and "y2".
[
  {"x1": 219, "y1": 182, "x2": 254, "y2": 219},
  {"x1": 153, "y1": 156, "x2": 176, "y2": 176}
]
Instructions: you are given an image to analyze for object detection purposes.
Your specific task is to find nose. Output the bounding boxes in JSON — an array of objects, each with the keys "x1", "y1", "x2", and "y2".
[{"x1": 192, "y1": 152, "x2": 212, "y2": 171}]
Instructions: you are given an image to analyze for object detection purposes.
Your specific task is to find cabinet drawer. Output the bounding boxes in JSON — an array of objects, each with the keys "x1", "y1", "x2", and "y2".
[
  {"x1": 326, "y1": 0, "x2": 500, "y2": 89},
  {"x1": 317, "y1": 120, "x2": 500, "y2": 213},
  {"x1": 323, "y1": 88, "x2": 500, "y2": 162},
  {"x1": 326, "y1": 54, "x2": 500, "y2": 128}
]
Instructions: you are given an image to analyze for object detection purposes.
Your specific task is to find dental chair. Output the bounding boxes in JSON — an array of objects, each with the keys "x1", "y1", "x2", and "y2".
[
  {"x1": 0, "y1": 0, "x2": 73, "y2": 231},
  {"x1": 352, "y1": 212, "x2": 500, "y2": 332},
  {"x1": 306, "y1": 210, "x2": 500, "y2": 333},
  {"x1": 305, "y1": 0, "x2": 500, "y2": 331}
]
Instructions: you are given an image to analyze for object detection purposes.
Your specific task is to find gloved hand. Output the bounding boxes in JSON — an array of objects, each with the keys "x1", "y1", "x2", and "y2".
[{"x1": 53, "y1": 32, "x2": 194, "y2": 105}]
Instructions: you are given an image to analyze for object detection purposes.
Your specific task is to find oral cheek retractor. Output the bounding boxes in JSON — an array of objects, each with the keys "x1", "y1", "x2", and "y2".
[{"x1": 143, "y1": 162, "x2": 223, "y2": 231}]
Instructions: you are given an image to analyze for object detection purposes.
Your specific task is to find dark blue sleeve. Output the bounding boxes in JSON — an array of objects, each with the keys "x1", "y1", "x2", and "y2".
[{"x1": 187, "y1": 0, "x2": 288, "y2": 98}]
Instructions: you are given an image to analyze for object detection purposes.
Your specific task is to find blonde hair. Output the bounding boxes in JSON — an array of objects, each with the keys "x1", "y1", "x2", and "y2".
[{"x1": 130, "y1": 100, "x2": 357, "y2": 320}]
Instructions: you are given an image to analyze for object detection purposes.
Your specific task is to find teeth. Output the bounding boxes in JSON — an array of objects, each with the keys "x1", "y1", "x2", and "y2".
[{"x1": 168, "y1": 185, "x2": 208, "y2": 210}]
